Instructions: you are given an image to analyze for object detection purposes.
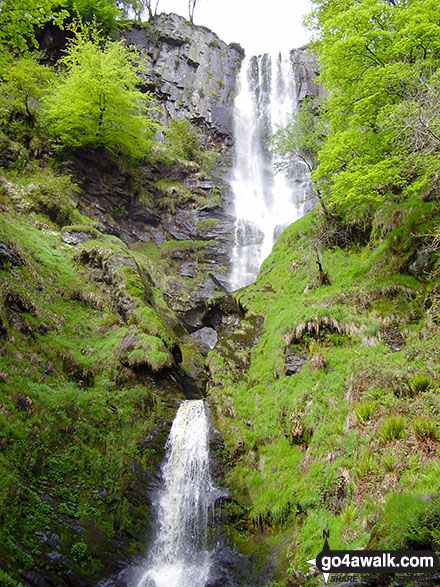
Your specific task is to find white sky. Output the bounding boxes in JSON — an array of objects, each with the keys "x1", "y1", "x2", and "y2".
[{"x1": 156, "y1": 0, "x2": 313, "y2": 55}]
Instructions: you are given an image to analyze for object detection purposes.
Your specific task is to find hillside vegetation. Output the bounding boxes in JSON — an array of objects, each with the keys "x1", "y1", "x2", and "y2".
[
  {"x1": 1, "y1": 0, "x2": 440, "y2": 585},
  {"x1": 208, "y1": 201, "x2": 440, "y2": 584},
  {"x1": 208, "y1": 0, "x2": 440, "y2": 584}
]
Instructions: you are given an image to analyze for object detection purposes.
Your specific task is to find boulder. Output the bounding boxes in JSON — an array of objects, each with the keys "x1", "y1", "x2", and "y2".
[
  {"x1": 190, "y1": 327, "x2": 218, "y2": 355},
  {"x1": 284, "y1": 348, "x2": 308, "y2": 375},
  {"x1": 61, "y1": 230, "x2": 95, "y2": 245},
  {"x1": 0, "y1": 242, "x2": 22, "y2": 267}
]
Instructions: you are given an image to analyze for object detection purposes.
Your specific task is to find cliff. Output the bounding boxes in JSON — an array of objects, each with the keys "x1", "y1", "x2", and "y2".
[{"x1": 124, "y1": 13, "x2": 244, "y2": 138}]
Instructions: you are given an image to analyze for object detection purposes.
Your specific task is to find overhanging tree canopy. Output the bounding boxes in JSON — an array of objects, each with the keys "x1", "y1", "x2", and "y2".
[
  {"x1": 43, "y1": 23, "x2": 158, "y2": 158},
  {"x1": 298, "y1": 0, "x2": 440, "y2": 216}
]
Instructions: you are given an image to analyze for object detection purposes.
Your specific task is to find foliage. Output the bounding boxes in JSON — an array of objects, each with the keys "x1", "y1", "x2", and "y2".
[
  {"x1": 188, "y1": 0, "x2": 197, "y2": 23},
  {"x1": 119, "y1": 0, "x2": 159, "y2": 21},
  {"x1": 379, "y1": 415, "x2": 406, "y2": 443},
  {"x1": 66, "y1": 0, "x2": 120, "y2": 32},
  {"x1": 369, "y1": 493, "x2": 440, "y2": 550},
  {"x1": 0, "y1": 0, "x2": 122, "y2": 54},
  {"x1": 412, "y1": 415, "x2": 437, "y2": 441},
  {"x1": 409, "y1": 372, "x2": 434, "y2": 395},
  {"x1": 354, "y1": 400, "x2": 376, "y2": 424},
  {"x1": 0, "y1": 55, "x2": 54, "y2": 144},
  {"x1": 164, "y1": 117, "x2": 201, "y2": 162},
  {"x1": 43, "y1": 22, "x2": 158, "y2": 158},
  {"x1": 208, "y1": 198, "x2": 440, "y2": 580},
  {"x1": 284, "y1": 0, "x2": 440, "y2": 217},
  {"x1": 0, "y1": 168, "x2": 192, "y2": 582},
  {"x1": 0, "y1": 0, "x2": 67, "y2": 54},
  {"x1": 270, "y1": 96, "x2": 326, "y2": 174}
]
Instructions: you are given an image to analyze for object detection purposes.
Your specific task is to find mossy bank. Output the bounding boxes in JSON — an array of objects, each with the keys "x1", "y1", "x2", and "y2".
[
  {"x1": 207, "y1": 200, "x2": 440, "y2": 585},
  {"x1": 0, "y1": 167, "x2": 212, "y2": 585}
]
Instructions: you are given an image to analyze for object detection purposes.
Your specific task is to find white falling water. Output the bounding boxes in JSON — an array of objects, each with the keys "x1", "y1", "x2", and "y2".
[
  {"x1": 136, "y1": 400, "x2": 220, "y2": 587},
  {"x1": 229, "y1": 52, "x2": 312, "y2": 290}
]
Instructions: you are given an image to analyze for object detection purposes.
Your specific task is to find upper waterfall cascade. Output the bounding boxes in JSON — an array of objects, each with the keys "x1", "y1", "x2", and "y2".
[
  {"x1": 136, "y1": 400, "x2": 221, "y2": 587},
  {"x1": 229, "y1": 52, "x2": 313, "y2": 291}
]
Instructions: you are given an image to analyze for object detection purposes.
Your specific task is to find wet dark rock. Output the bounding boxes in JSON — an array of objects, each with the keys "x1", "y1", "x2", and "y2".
[
  {"x1": 408, "y1": 250, "x2": 434, "y2": 278},
  {"x1": 21, "y1": 570, "x2": 54, "y2": 587},
  {"x1": 124, "y1": 14, "x2": 244, "y2": 137},
  {"x1": 0, "y1": 242, "x2": 23, "y2": 267},
  {"x1": 191, "y1": 326, "x2": 218, "y2": 355},
  {"x1": 207, "y1": 545, "x2": 272, "y2": 587},
  {"x1": 117, "y1": 333, "x2": 141, "y2": 356},
  {"x1": 284, "y1": 348, "x2": 308, "y2": 375},
  {"x1": 291, "y1": 47, "x2": 325, "y2": 102},
  {"x1": 150, "y1": 227, "x2": 167, "y2": 246},
  {"x1": 46, "y1": 550, "x2": 68, "y2": 562},
  {"x1": 0, "y1": 132, "x2": 27, "y2": 168},
  {"x1": 180, "y1": 262, "x2": 198, "y2": 277},
  {"x1": 4, "y1": 291, "x2": 37, "y2": 315},
  {"x1": 382, "y1": 326, "x2": 405, "y2": 352},
  {"x1": 0, "y1": 315, "x2": 7, "y2": 337},
  {"x1": 47, "y1": 532, "x2": 61, "y2": 548}
]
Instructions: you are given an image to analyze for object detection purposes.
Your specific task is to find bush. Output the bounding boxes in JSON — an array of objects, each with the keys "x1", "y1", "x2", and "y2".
[
  {"x1": 354, "y1": 400, "x2": 376, "y2": 424},
  {"x1": 164, "y1": 118, "x2": 201, "y2": 162},
  {"x1": 0, "y1": 55, "x2": 54, "y2": 144},
  {"x1": 44, "y1": 23, "x2": 157, "y2": 159},
  {"x1": 412, "y1": 415, "x2": 437, "y2": 441},
  {"x1": 27, "y1": 175, "x2": 79, "y2": 226},
  {"x1": 379, "y1": 415, "x2": 406, "y2": 442},
  {"x1": 409, "y1": 372, "x2": 434, "y2": 395},
  {"x1": 71, "y1": 540, "x2": 89, "y2": 563}
]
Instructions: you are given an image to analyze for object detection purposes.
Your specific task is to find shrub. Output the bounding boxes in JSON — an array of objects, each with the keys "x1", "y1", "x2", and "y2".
[
  {"x1": 409, "y1": 372, "x2": 434, "y2": 395},
  {"x1": 44, "y1": 22, "x2": 157, "y2": 159},
  {"x1": 27, "y1": 175, "x2": 79, "y2": 226},
  {"x1": 355, "y1": 447, "x2": 376, "y2": 478},
  {"x1": 379, "y1": 415, "x2": 406, "y2": 442},
  {"x1": 0, "y1": 55, "x2": 54, "y2": 143},
  {"x1": 412, "y1": 415, "x2": 437, "y2": 441},
  {"x1": 164, "y1": 118, "x2": 201, "y2": 162},
  {"x1": 70, "y1": 540, "x2": 89, "y2": 563},
  {"x1": 354, "y1": 400, "x2": 376, "y2": 424}
]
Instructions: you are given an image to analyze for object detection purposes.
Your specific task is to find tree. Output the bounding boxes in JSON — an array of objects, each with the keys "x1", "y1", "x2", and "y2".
[
  {"x1": 43, "y1": 23, "x2": 158, "y2": 158},
  {"x1": 118, "y1": 0, "x2": 160, "y2": 21},
  {"x1": 0, "y1": 54, "x2": 54, "y2": 142},
  {"x1": 270, "y1": 96, "x2": 331, "y2": 215},
  {"x1": 65, "y1": 0, "x2": 120, "y2": 32},
  {"x1": 0, "y1": 0, "x2": 67, "y2": 53},
  {"x1": 304, "y1": 0, "x2": 440, "y2": 216},
  {"x1": 188, "y1": 0, "x2": 197, "y2": 23},
  {"x1": 270, "y1": 96, "x2": 326, "y2": 175}
]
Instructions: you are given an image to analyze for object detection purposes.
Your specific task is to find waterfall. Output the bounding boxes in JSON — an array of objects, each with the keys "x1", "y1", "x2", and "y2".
[
  {"x1": 135, "y1": 400, "x2": 221, "y2": 587},
  {"x1": 229, "y1": 52, "x2": 312, "y2": 291}
]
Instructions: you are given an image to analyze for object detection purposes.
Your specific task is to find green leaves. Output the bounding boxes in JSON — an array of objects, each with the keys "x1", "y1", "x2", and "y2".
[
  {"x1": 0, "y1": 0, "x2": 68, "y2": 54},
  {"x1": 304, "y1": 0, "x2": 440, "y2": 215},
  {"x1": 0, "y1": 0, "x2": 119, "y2": 54},
  {"x1": 43, "y1": 24, "x2": 158, "y2": 159},
  {"x1": 270, "y1": 96, "x2": 327, "y2": 174}
]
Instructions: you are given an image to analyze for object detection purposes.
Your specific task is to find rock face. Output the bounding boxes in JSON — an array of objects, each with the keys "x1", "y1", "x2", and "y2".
[
  {"x1": 291, "y1": 47, "x2": 325, "y2": 101},
  {"x1": 59, "y1": 17, "x2": 323, "y2": 345},
  {"x1": 124, "y1": 14, "x2": 244, "y2": 138}
]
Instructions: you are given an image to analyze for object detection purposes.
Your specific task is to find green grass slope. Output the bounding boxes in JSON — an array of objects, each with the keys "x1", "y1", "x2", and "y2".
[
  {"x1": 207, "y1": 199, "x2": 440, "y2": 585},
  {"x1": 0, "y1": 168, "x2": 204, "y2": 585}
]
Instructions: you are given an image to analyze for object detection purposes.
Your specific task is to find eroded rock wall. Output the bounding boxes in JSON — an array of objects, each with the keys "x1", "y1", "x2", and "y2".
[{"x1": 124, "y1": 13, "x2": 244, "y2": 138}]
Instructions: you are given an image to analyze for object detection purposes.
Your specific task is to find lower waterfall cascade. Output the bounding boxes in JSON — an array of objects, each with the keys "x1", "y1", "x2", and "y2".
[
  {"x1": 135, "y1": 400, "x2": 222, "y2": 587},
  {"x1": 229, "y1": 51, "x2": 313, "y2": 291}
]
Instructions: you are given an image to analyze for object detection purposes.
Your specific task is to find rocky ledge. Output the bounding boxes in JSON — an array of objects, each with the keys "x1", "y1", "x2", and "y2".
[{"x1": 124, "y1": 13, "x2": 244, "y2": 138}]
